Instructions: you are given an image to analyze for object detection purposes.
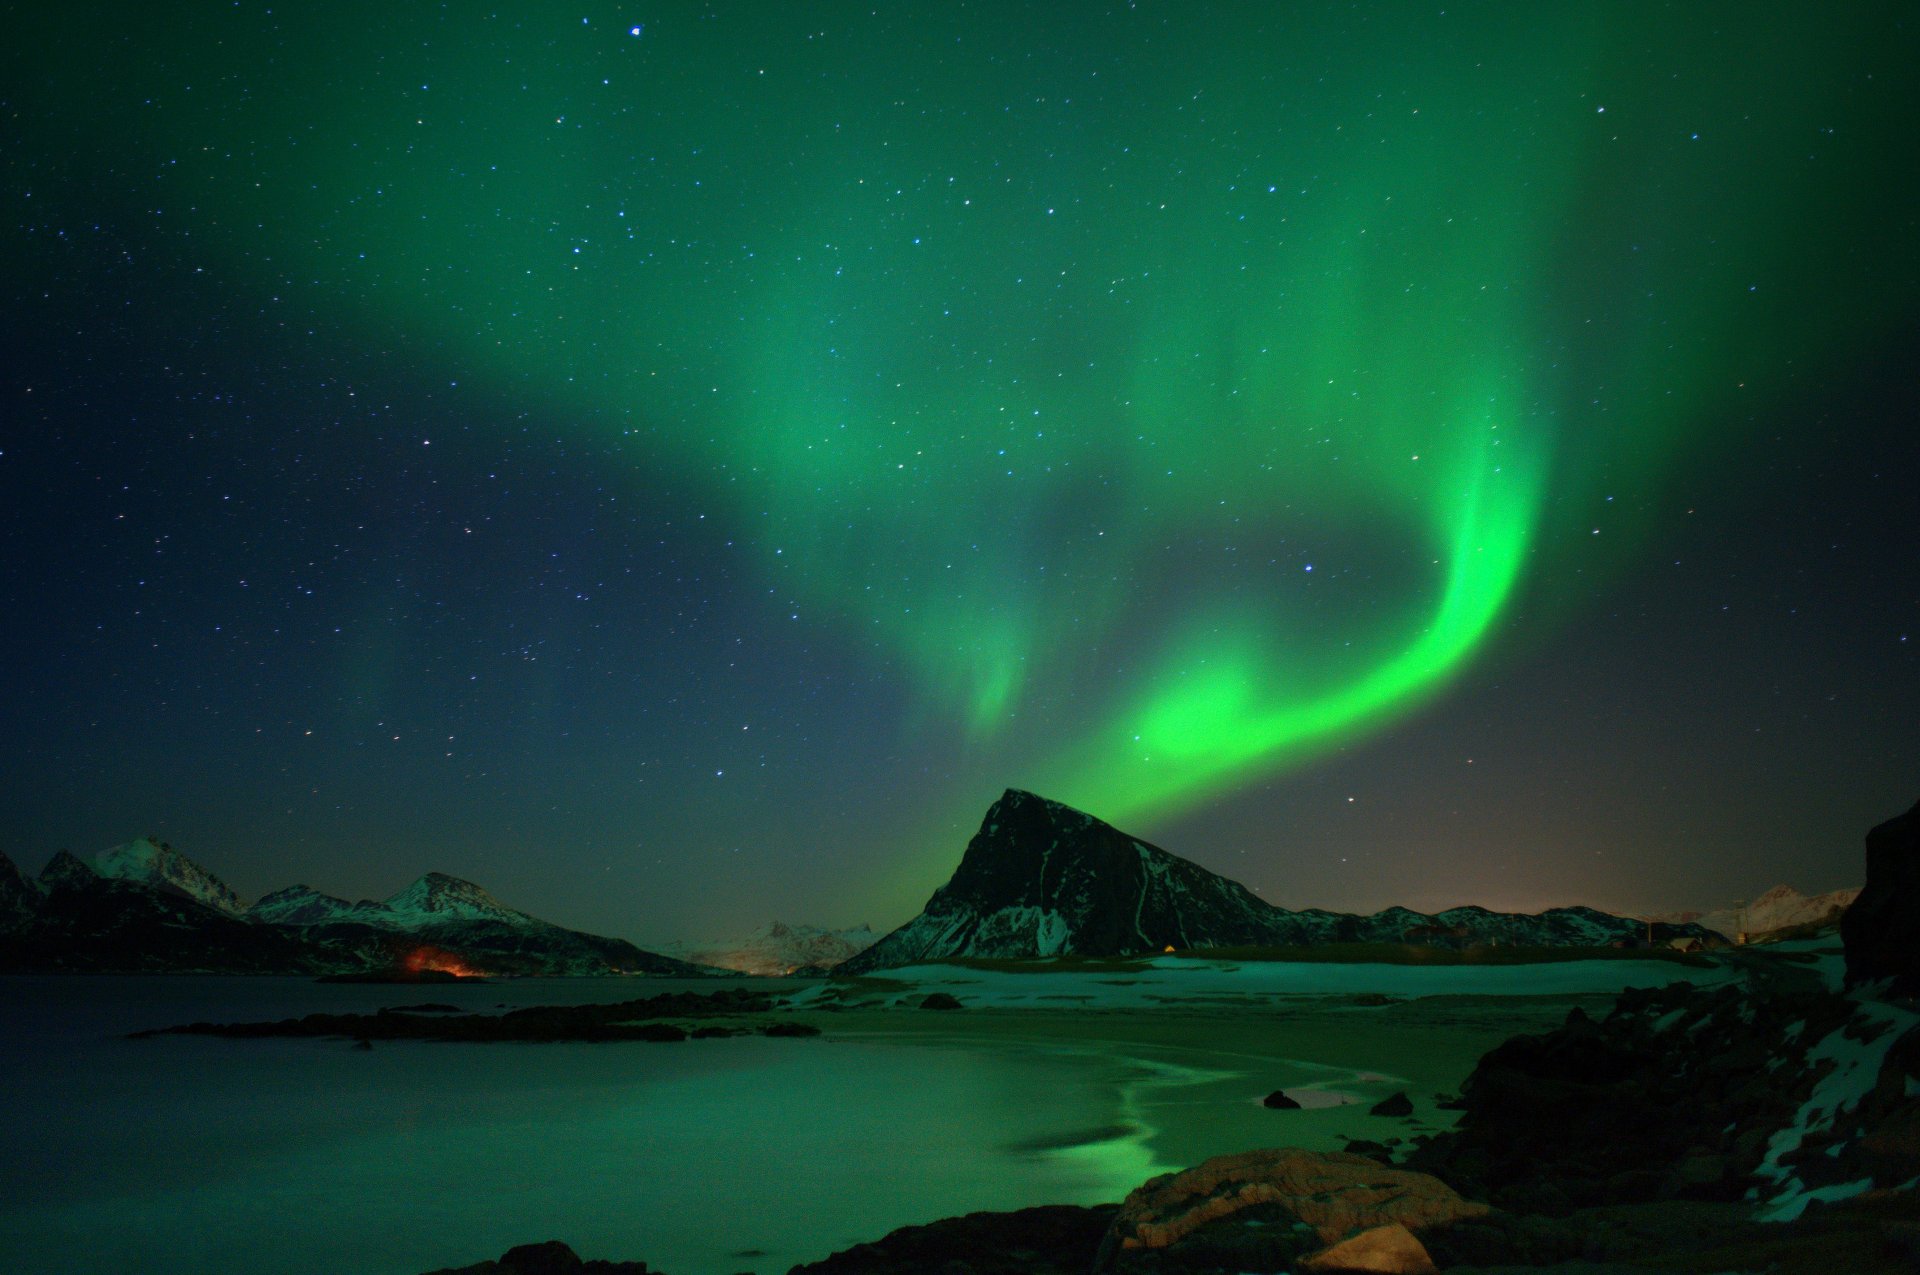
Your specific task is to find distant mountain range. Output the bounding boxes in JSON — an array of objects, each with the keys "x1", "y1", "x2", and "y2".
[
  {"x1": 1651, "y1": 883, "x2": 1859, "y2": 941},
  {"x1": 0, "y1": 838, "x2": 715, "y2": 977},
  {"x1": 838, "y1": 790, "x2": 1719, "y2": 973},
  {"x1": 653, "y1": 922, "x2": 879, "y2": 975}
]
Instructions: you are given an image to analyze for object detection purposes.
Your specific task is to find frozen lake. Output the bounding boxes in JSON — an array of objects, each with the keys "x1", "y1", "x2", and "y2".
[{"x1": 0, "y1": 962, "x2": 1719, "y2": 1273}]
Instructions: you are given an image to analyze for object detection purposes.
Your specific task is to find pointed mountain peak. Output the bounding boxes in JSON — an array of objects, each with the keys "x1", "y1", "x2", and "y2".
[
  {"x1": 0, "y1": 848, "x2": 42, "y2": 923},
  {"x1": 383, "y1": 872, "x2": 523, "y2": 924},
  {"x1": 41, "y1": 850, "x2": 98, "y2": 890},
  {"x1": 92, "y1": 837, "x2": 248, "y2": 915},
  {"x1": 249, "y1": 884, "x2": 367, "y2": 927},
  {"x1": 840, "y1": 789, "x2": 1281, "y2": 972}
]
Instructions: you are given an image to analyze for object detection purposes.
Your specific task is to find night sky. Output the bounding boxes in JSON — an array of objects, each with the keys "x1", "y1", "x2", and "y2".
[{"x1": 4, "y1": 2, "x2": 1915, "y2": 944}]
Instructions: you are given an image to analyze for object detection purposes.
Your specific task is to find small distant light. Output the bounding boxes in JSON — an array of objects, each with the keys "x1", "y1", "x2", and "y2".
[{"x1": 630, "y1": 25, "x2": 642, "y2": 36}]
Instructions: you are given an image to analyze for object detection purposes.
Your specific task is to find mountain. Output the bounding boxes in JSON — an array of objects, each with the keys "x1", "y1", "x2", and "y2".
[
  {"x1": 0, "y1": 841, "x2": 714, "y2": 978},
  {"x1": 657, "y1": 922, "x2": 878, "y2": 975},
  {"x1": 1651, "y1": 884, "x2": 1858, "y2": 941},
  {"x1": 248, "y1": 870, "x2": 714, "y2": 977},
  {"x1": 0, "y1": 849, "x2": 44, "y2": 927},
  {"x1": 840, "y1": 790, "x2": 1715, "y2": 973},
  {"x1": 93, "y1": 837, "x2": 248, "y2": 915},
  {"x1": 0, "y1": 850, "x2": 328, "y2": 974},
  {"x1": 247, "y1": 884, "x2": 382, "y2": 927}
]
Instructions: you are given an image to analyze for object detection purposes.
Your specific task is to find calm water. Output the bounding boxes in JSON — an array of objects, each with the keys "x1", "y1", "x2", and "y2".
[{"x1": 0, "y1": 977, "x2": 1295, "y2": 1274}]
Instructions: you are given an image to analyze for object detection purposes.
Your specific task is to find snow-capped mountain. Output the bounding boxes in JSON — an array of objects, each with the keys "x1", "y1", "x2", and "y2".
[
  {"x1": 379, "y1": 872, "x2": 532, "y2": 926},
  {"x1": 1653, "y1": 883, "x2": 1858, "y2": 940},
  {"x1": 93, "y1": 837, "x2": 248, "y2": 915},
  {"x1": 1, "y1": 847, "x2": 323, "y2": 974},
  {"x1": 0, "y1": 840, "x2": 714, "y2": 977},
  {"x1": 249, "y1": 869, "x2": 711, "y2": 976},
  {"x1": 658, "y1": 921, "x2": 878, "y2": 975},
  {"x1": 247, "y1": 884, "x2": 381, "y2": 927},
  {"x1": 840, "y1": 790, "x2": 1715, "y2": 972}
]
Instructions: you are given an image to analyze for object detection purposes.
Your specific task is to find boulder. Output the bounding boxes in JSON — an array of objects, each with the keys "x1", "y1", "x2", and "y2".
[
  {"x1": 1299, "y1": 1222, "x2": 1437, "y2": 1273},
  {"x1": 1095, "y1": 1148, "x2": 1486, "y2": 1270},
  {"x1": 919, "y1": 992, "x2": 964, "y2": 1010},
  {"x1": 1842, "y1": 798, "x2": 1920, "y2": 990},
  {"x1": 1369, "y1": 1092, "x2": 1413, "y2": 1117},
  {"x1": 1263, "y1": 1090, "x2": 1303, "y2": 1109},
  {"x1": 789, "y1": 1203, "x2": 1118, "y2": 1274}
]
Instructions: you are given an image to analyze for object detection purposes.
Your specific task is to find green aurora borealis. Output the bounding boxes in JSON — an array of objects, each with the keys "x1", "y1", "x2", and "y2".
[{"x1": 6, "y1": 2, "x2": 1916, "y2": 929}]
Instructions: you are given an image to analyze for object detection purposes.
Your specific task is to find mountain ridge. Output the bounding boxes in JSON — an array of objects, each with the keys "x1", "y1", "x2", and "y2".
[
  {"x1": 0, "y1": 843, "x2": 712, "y2": 977},
  {"x1": 840, "y1": 789, "x2": 1717, "y2": 973}
]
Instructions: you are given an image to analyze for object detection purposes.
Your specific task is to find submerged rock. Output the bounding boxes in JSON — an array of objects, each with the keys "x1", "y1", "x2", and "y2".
[
  {"x1": 1369, "y1": 1091, "x2": 1413, "y2": 1117},
  {"x1": 918, "y1": 992, "x2": 963, "y2": 1010},
  {"x1": 1262, "y1": 1090, "x2": 1303, "y2": 1109}
]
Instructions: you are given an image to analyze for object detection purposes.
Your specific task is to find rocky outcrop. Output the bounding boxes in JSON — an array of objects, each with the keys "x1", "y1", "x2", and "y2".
[
  {"x1": 1843, "y1": 798, "x2": 1920, "y2": 991},
  {"x1": 843, "y1": 790, "x2": 1715, "y2": 971},
  {"x1": 1298, "y1": 1222, "x2": 1436, "y2": 1274},
  {"x1": 421, "y1": 1240, "x2": 654, "y2": 1274},
  {"x1": 1407, "y1": 975, "x2": 1920, "y2": 1219},
  {"x1": 1094, "y1": 1148, "x2": 1485, "y2": 1272},
  {"x1": 789, "y1": 1204, "x2": 1119, "y2": 1274}
]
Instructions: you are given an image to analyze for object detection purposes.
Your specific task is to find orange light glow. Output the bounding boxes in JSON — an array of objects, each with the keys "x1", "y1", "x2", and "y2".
[{"x1": 401, "y1": 946, "x2": 486, "y2": 978}]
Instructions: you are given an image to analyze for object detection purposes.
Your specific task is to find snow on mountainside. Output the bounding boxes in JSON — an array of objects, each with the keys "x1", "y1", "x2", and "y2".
[
  {"x1": 93, "y1": 837, "x2": 247, "y2": 916},
  {"x1": 841, "y1": 789, "x2": 1717, "y2": 972},
  {"x1": 380, "y1": 872, "x2": 532, "y2": 926},
  {"x1": 246, "y1": 885, "x2": 382, "y2": 927},
  {"x1": 657, "y1": 922, "x2": 877, "y2": 975},
  {"x1": 248, "y1": 874, "x2": 532, "y2": 929},
  {"x1": 1652, "y1": 883, "x2": 1859, "y2": 940},
  {"x1": 1, "y1": 838, "x2": 713, "y2": 977},
  {"x1": 250, "y1": 869, "x2": 712, "y2": 977}
]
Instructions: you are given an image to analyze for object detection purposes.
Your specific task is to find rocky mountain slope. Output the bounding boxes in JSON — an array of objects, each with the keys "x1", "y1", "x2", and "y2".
[
  {"x1": 1654, "y1": 882, "x2": 1859, "y2": 940},
  {"x1": 92, "y1": 836, "x2": 249, "y2": 915},
  {"x1": 0, "y1": 844, "x2": 710, "y2": 977},
  {"x1": 655, "y1": 921, "x2": 878, "y2": 975},
  {"x1": 842, "y1": 789, "x2": 1714, "y2": 973}
]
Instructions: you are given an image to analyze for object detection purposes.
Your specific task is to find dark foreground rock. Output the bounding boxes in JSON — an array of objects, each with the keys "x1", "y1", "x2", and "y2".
[
  {"x1": 789, "y1": 1203, "x2": 1118, "y2": 1274},
  {"x1": 423, "y1": 1240, "x2": 654, "y2": 1274},
  {"x1": 1843, "y1": 797, "x2": 1920, "y2": 992},
  {"x1": 1406, "y1": 974, "x2": 1920, "y2": 1215},
  {"x1": 1095, "y1": 1148, "x2": 1484, "y2": 1272},
  {"x1": 130, "y1": 988, "x2": 822, "y2": 1045}
]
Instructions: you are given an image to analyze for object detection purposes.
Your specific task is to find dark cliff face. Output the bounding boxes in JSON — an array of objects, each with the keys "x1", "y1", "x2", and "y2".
[
  {"x1": 934, "y1": 788, "x2": 1282, "y2": 950},
  {"x1": 841, "y1": 790, "x2": 1719, "y2": 973},
  {"x1": 840, "y1": 789, "x2": 1286, "y2": 972},
  {"x1": 0, "y1": 850, "x2": 44, "y2": 928},
  {"x1": 1842, "y1": 798, "x2": 1920, "y2": 991}
]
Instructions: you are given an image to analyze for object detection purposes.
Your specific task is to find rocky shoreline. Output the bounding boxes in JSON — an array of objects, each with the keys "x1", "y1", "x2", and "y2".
[
  {"x1": 417, "y1": 800, "x2": 1920, "y2": 1274},
  {"x1": 130, "y1": 987, "x2": 821, "y2": 1045}
]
